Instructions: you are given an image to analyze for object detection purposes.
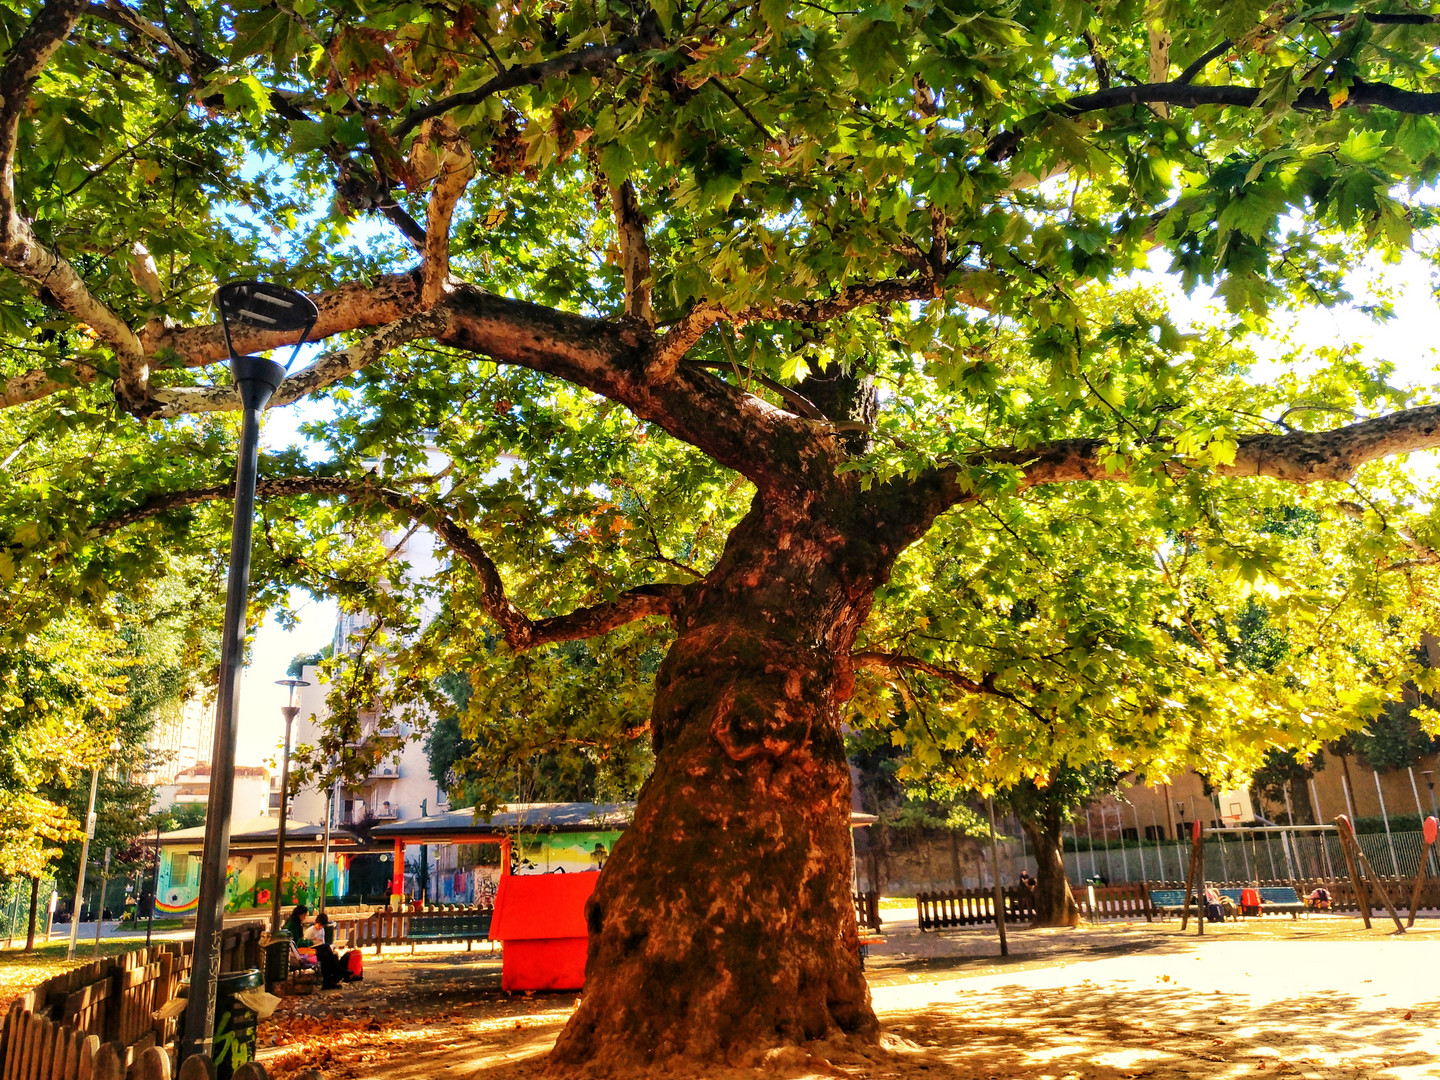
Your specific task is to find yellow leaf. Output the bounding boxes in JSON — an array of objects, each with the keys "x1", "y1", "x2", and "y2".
[{"x1": 1330, "y1": 86, "x2": 1349, "y2": 109}]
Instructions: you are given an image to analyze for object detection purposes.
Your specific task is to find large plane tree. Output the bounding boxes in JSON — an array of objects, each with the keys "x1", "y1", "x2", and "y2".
[{"x1": 6, "y1": 0, "x2": 1440, "y2": 1067}]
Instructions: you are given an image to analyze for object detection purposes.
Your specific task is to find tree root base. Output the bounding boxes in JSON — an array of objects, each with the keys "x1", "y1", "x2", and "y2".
[{"x1": 543, "y1": 1029, "x2": 901, "y2": 1078}]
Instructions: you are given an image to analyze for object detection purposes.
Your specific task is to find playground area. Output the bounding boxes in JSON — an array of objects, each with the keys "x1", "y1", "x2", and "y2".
[{"x1": 245, "y1": 912, "x2": 1440, "y2": 1080}]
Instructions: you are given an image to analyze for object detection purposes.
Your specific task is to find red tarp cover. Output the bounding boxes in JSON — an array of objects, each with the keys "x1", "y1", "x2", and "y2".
[{"x1": 491, "y1": 872, "x2": 598, "y2": 940}]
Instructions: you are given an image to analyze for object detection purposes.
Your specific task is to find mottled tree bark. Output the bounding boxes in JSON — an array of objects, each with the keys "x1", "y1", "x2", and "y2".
[
  {"x1": 551, "y1": 495, "x2": 888, "y2": 1068},
  {"x1": 1020, "y1": 817, "x2": 1080, "y2": 927}
]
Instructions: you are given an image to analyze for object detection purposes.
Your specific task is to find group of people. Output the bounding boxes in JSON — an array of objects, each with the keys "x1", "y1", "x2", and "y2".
[{"x1": 282, "y1": 905, "x2": 362, "y2": 990}]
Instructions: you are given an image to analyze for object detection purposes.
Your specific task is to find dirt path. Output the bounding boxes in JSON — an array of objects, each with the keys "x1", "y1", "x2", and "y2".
[{"x1": 256, "y1": 920, "x2": 1440, "y2": 1079}]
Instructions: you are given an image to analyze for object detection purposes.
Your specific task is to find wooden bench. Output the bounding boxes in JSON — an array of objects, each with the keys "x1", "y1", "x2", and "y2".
[{"x1": 406, "y1": 909, "x2": 493, "y2": 951}]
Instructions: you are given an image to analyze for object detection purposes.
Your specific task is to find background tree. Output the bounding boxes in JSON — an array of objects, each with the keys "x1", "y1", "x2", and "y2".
[
  {"x1": 7, "y1": 0, "x2": 1440, "y2": 1066},
  {"x1": 1005, "y1": 767, "x2": 1121, "y2": 927}
]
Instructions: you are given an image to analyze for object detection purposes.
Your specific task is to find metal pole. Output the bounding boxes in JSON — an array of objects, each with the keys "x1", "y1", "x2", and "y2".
[
  {"x1": 66, "y1": 762, "x2": 100, "y2": 961},
  {"x1": 1132, "y1": 802, "x2": 1147, "y2": 882},
  {"x1": 1149, "y1": 804, "x2": 1165, "y2": 880},
  {"x1": 146, "y1": 818, "x2": 160, "y2": 947},
  {"x1": 1084, "y1": 807, "x2": 1098, "y2": 879},
  {"x1": 1410, "y1": 769, "x2": 1438, "y2": 875},
  {"x1": 1211, "y1": 796, "x2": 1229, "y2": 883},
  {"x1": 1341, "y1": 771, "x2": 1357, "y2": 819},
  {"x1": 1372, "y1": 771, "x2": 1400, "y2": 878},
  {"x1": 986, "y1": 796, "x2": 1008, "y2": 957},
  {"x1": 1311, "y1": 777, "x2": 1334, "y2": 879},
  {"x1": 1117, "y1": 806, "x2": 1130, "y2": 882},
  {"x1": 93, "y1": 848, "x2": 110, "y2": 956},
  {"x1": 269, "y1": 711, "x2": 294, "y2": 933},
  {"x1": 181, "y1": 353, "x2": 285, "y2": 1063},
  {"x1": 269, "y1": 683, "x2": 306, "y2": 934},
  {"x1": 1100, "y1": 806, "x2": 1114, "y2": 882},
  {"x1": 320, "y1": 785, "x2": 333, "y2": 914},
  {"x1": 1283, "y1": 782, "x2": 1304, "y2": 879}
]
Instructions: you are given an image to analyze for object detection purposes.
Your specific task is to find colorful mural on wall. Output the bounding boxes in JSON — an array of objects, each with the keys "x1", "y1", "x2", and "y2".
[
  {"x1": 515, "y1": 831, "x2": 618, "y2": 875},
  {"x1": 433, "y1": 831, "x2": 620, "y2": 904},
  {"x1": 156, "y1": 849, "x2": 348, "y2": 915}
]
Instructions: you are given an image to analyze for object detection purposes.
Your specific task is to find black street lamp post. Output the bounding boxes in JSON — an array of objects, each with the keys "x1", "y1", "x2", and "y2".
[
  {"x1": 181, "y1": 283, "x2": 316, "y2": 1063},
  {"x1": 270, "y1": 678, "x2": 310, "y2": 934}
]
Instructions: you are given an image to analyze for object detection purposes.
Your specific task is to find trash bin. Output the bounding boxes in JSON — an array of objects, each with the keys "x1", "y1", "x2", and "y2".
[
  {"x1": 178, "y1": 969, "x2": 264, "y2": 1080},
  {"x1": 261, "y1": 930, "x2": 292, "y2": 986}
]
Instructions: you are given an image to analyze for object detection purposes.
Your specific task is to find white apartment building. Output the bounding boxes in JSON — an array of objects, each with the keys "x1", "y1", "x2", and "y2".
[
  {"x1": 142, "y1": 693, "x2": 216, "y2": 785},
  {"x1": 286, "y1": 665, "x2": 448, "y2": 831},
  {"x1": 288, "y1": 454, "x2": 456, "y2": 833},
  {"x1": 152, "y1": 763, "x2": 274, "y2": 821}
]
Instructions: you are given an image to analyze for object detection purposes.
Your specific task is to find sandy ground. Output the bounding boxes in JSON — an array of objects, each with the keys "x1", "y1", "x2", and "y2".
[{"x1": 251, "y1": 914, "x2": 1440, "y2": 1079}]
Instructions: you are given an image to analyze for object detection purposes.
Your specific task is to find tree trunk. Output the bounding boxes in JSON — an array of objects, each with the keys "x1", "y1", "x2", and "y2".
[
  {"x1": 550, "y1": 502, "x2": 883, "y2": 1069},
  {"x1": 1020, "y1": 818, "x2": 1079, "y2": 927},
  {"x1": 24, "y1": 875, "x2": 38, "y2": 952}
]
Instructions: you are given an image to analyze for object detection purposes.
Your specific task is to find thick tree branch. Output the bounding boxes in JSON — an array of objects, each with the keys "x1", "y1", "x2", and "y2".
[
  {"x1": 90, "y1": 0, "x2": 195, "y2": 75},
  {"x1": 1336, "y1": 499, "x2": 1440, "y2": 571},
  {"x1": 613, "y1": 180, "x2": 654, "y2": 325},
  {"x1": 876, "y1": 406, "x2": 1440, "y2": 554},
  {"x1": 852, "y1": 651, "x2": 989, "y2": 694},
  {"x1": 0, "y1": 0, "x2": 148, "y2": 406},
  {"x1": 0, "y1": 363, "x2": 97, "y2": 407},
  {"x1": 393, "y1": 16, "x2": 664, "y2": 141},
  {"x1": 94, "y1": 475, "x2": 686, "y2": 648},
  {"x1": 989, "y1": 79, "x2": 1440, "y2": 161},
  {"x1": 410, "y1": 121, "x2": 475, "y2": 307},
  {"x1": 652, "y1": 271, "x2": 985, "y2": 379},
  {"x1": 140, "y1": 271, "x2": 423, "y2": 365},
  {"x1": 913, "y1": 406, "x2": 1440, "y2": 522},
  {"x1": 143, "y1": 309, "x2": 453, "y2": 418},
  {"x1": 438, "y1": 285, "x2": 830, "y2": 491}
]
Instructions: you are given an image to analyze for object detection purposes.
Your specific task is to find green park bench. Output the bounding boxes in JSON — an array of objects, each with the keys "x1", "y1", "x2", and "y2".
[
  {"x1": 406, "y1": 908, "x2": 494, "y2": 951},
  {"x1": 1255, "y1": 886, "x2": 1307, "y2": 919},
  {"x1": 1147, "y1": 888, "x2": 1194, "y2": 918}
]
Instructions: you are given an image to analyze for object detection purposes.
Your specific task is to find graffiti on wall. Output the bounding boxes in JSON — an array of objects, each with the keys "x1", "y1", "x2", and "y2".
[
  {"x1": 156, "y1": 849, "x2": 347, "y2": 914},
  {"x1": 515, "y1": 831, "x2": 618, "y2": 874}
]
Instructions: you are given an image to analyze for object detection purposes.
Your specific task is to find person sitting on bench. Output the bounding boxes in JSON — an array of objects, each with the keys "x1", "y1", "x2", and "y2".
[{"x1": 1306, "y1": 886, "x2": 1331, "y2": 911}]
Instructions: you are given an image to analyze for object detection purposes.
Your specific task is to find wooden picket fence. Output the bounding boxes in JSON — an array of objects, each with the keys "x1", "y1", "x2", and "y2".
[
  {"x1": 1, "y1": 1018, "x2": 313, "y2": 1080},
  {"x1": 915, "y1": 886, "x2": 1038, "y2": 930},
  {"x1": 0, "y1": 924, "x2": 264, "y2": 1080},
  {"x1": 917, "y1": 884, "x2": 1157, "y2": 930},
  {"x1": 1075, "y1": 883, "x2": 1153, "y2": 921},
  {"x1": 853, "y1": 891, "x2": 881, "y2": 932}
]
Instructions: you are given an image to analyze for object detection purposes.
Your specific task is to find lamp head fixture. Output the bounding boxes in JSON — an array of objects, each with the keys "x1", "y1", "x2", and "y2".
[
  {"x1": 275, "y1": 677, "x2": 312, "y2": 709},
  {"x1": 216, "y1": 281, "x2": 319, "y2": 369}
]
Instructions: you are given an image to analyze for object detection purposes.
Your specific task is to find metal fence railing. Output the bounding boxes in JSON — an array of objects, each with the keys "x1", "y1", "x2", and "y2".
[
  {"x1": 0, "y1": 876, "x2": 58, "y2": 947},
  {"x1": 1042, "y1": 828, "x2": 1439, "y2": 886}
]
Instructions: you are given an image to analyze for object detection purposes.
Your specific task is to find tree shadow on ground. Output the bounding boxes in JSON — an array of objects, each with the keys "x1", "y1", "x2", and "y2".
[
  {"x1": 260, "y1": 940, "x2": 1440, "y2": 1079},
  {"x1": 873, "y1": 981, "x2": 1440, "y2": 1079}
]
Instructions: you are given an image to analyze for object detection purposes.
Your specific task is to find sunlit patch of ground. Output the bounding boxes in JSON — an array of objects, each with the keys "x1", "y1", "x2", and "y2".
[{"x1": 10, "y1": 918, "x2": 1440, "y2": 1077}]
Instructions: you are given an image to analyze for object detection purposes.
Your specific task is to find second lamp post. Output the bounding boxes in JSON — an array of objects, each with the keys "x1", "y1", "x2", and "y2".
[{"x1": 270, "y1": 678, "x2": 310, "y2": 933}]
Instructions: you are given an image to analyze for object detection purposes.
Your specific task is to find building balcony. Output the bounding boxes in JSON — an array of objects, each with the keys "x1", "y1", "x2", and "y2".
[{"x1": 363, "y1": 763, "x2": 401, "y2": 782}]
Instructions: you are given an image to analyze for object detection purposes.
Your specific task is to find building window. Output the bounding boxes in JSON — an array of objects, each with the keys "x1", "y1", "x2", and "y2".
[{"x1": 168, "y1": 852, "x2": 192, "y2": 885}]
